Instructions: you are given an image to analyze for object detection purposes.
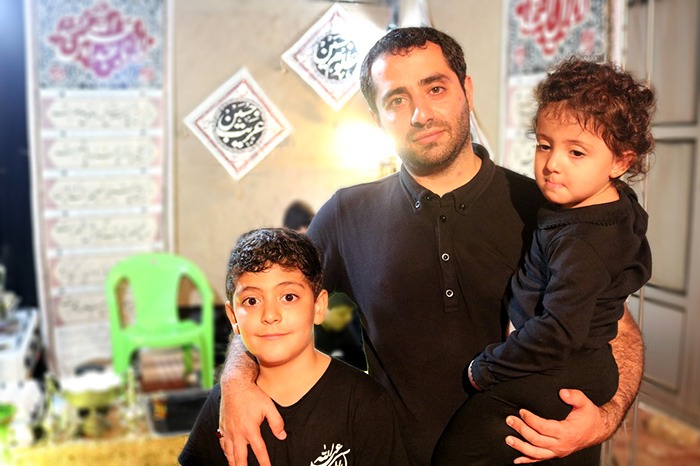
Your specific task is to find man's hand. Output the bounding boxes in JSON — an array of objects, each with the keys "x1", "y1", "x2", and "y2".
[
  {"x1": 504, "y1": 389, "x2": 609, "y2": 464},
  {"x1": 218, "y1": 377, "x2": 286, "y2": 466},
  {"x1": 217, "y1": 334, "x2": 286, "y2": 466}
]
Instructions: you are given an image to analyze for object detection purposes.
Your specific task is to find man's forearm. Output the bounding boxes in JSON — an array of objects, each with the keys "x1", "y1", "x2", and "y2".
[
  {"x1": 221, "y1": 334, "x2": 259, "y2": 384},
  {"x1": 600, "y1": 307, "x2": 644, "y2": 440}
]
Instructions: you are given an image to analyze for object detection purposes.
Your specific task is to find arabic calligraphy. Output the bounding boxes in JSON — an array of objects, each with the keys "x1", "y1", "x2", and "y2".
[
  {"x1": 51, "y1": 255, "x2": 123, "y2": 288},
  {"x1": 48, "y1": 1, "x2": 155, "y2": 78},
  {"x1": 215, "y1": 101, "x2": 265, "y2": 150},
  {"x1": 44, "y1": 137, "x2": 160, "y2": 169},
  {"x1": 46, "y1": 177, "x2": 160, "y2": 209},
  {"x1": 313, "y1": 33, "x2": 357, "y2": 81},
  {"x1": 54, "y1": 293, "x2": 107, "y2": 324},
  {"x1": 311, "y1": 443, "x2": 350, "y2": 466},
  {"x1": 514, "y1": 0, "x2": 590, "y2": 57},
  {"x1": 43, "y1": 96, "x2": 159, "y2": 128},
  {"x1": 48, "y1": 216, "x2": 160, "y2": 248}
]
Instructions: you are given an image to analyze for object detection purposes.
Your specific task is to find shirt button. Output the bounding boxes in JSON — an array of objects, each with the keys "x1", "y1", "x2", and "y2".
[
  {"x1": 445, "y1": 289, "x2": 454, "y2": 298},
  {"x1": 440, "y1": 215, "x2": 447, "y2": 222},
  {"x1": 425, "y1": 194, "x2": 432, "y2": 201},
  {"x1": 459, "y1": 204, "x2": 466, "y2": 211},
  {"x1": 442, "y1": 253, "x2": 450, "y2": 261},
  {"x1": 415, "y1": 201, "x2": 421, "y2": 209}
]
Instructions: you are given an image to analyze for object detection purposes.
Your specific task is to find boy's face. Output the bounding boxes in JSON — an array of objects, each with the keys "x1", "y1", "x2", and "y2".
[
  {"x1": 534, "y1": 108, "x2": 632, "y2": 209},
  {"x1": 226, "y1": 264, "x2": 327, "y2": 368}
]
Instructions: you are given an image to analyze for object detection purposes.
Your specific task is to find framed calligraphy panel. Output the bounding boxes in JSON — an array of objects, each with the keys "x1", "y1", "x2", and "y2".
[
  {"x1": 25, "y1": 0, "x2": 172, "y2": 377},
  {"x1": 185, "y1": 68, "x2": 292, "y2": 181},
  {"x1": 281, "y1": 3, "x2": 383, "y2": 111}
]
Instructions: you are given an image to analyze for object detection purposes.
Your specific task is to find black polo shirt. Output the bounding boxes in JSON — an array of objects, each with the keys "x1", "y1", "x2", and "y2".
[{"x1": 307, "y1": 144, "x2": 544, "y2": 465}]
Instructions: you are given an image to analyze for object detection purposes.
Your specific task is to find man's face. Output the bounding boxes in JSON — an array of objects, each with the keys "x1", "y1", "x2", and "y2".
[{"x1": 369, "y1": 42, "x2": 473, "y2": 177}]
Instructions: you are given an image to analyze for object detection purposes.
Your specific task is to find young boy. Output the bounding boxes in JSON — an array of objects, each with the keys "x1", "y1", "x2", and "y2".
[
  {"x1": 432, "y1": 58, "x2": 655, "y2": 465},
  {"x1": 179, "y1": 228, "x2": 406, "y2": 465}
]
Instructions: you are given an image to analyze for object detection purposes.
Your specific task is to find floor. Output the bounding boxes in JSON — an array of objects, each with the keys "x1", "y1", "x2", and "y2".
[{"x1": 609, "y1": 403, "x2": 700, "y2": 466}]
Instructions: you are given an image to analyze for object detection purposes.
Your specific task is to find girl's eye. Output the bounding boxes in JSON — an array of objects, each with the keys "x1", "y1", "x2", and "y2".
[
  {"x1": 536, "y1": 143, "x2": 551, "y2": 151},
  {"x1": 571, "y1": 150, "x2": 585, "y2": 158}
]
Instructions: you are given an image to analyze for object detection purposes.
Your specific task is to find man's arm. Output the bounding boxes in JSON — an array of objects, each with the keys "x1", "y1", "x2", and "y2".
[
  {"x1": 505, "y1": 306, "x2": 643, "y2": 463},
  {"x1": 218, "y1": 335, "x2": 286, "y2": 466}
]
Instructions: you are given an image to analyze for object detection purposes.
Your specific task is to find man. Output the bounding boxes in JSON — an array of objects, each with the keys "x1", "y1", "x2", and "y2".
[{"x1": 217, "y1": 27, "x2": 643, "y2": 465}]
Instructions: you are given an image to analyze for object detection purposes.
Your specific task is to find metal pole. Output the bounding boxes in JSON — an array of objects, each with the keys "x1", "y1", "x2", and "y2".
[{"x1": 629, "y1": 0, "x2": 655, "y2": 464}]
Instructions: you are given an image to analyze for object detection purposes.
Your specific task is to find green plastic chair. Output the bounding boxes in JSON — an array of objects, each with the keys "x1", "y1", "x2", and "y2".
[{"x1": 106, "y1": 252, "x2": 215, "y2": 389}]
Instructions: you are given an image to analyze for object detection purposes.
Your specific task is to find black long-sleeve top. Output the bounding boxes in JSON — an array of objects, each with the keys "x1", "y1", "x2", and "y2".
[{"x1": 470, "y1": 183, "x2": 652, "y2": 390}]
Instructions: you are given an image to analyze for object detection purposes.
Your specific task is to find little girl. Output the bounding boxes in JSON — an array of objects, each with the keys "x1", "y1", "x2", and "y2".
[{"x1": 432, "y1": 57, "x2": 655, "y2": 465}]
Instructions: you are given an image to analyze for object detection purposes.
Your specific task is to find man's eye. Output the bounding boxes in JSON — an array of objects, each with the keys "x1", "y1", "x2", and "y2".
[{"x1": 388, "y1": 97, "x2": 404, "y2": 108}]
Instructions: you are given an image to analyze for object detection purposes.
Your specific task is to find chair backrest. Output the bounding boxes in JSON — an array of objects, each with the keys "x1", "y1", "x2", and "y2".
[{"x1": 106, "y1": 253, "x2": 213, "y2": 331}]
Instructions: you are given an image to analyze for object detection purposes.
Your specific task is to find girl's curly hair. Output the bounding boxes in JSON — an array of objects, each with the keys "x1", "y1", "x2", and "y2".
[{"x1": 531, "y1": 57, "x2": 656, "y2": 182}]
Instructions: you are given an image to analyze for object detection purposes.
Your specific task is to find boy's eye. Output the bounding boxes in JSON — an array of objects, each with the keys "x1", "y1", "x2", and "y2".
[
  {"x1": 242, "y1": 297, "x2": 258, "y2": 306},
  {"x1": 536, "y1": 143, "x2": 551, "y2": 151},
  {"x1": 282, "y1": 293, "x2": 298, "y2": 303},
  {"x1": 571, "y1": 150, "x2": 585, "y2": 158}
]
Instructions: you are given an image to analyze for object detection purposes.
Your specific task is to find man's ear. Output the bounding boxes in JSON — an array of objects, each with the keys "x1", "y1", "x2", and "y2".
[
  {"x1": 225, "y1": 300, "x2": 240, "y2": 335},
  {"x1": 611, "y1": 150, "x2": 635, "y2": 179},
  {"x1": 313, "y1": 290, "x2": 329, "y2": 325},
  {"x1": 463, "y1": 75, "x2": 474, "y2": 107}
]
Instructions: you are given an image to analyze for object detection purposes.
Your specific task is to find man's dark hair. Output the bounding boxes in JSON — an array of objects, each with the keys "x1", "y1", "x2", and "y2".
[
  {"x1": 360, "y1": 26, "x2": 467, "y2": 115},
  {"x1": 225, "y1": 228, "x2": 324, "y2": 303},
  {"x1": 282, "y1": 200, "x2": 315, "y2": 231}
]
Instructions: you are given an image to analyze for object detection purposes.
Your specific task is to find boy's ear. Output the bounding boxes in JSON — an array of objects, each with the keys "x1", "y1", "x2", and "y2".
[
  {"x1": 610, "y1": 150, "x2": 635, "y2": 179},
  {"x1": 225, "y1": 300, "x2": 240, "y2": 335},
  {"x1": 313, "y1": 290, "x2": 329, "y2": 325}
]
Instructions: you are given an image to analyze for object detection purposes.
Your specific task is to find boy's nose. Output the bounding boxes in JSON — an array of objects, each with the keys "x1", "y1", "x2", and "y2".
[{"x1": 261, "y1": 304, "x2": 282, "y2": 324}]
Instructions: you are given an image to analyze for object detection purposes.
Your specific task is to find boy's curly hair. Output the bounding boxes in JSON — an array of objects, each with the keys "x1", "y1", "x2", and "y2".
[
  {"x1": 225, "y1": 228, "x2": 323, "y2": 303},
  {"x1": 531, "y1": 57, "x2": 656, "y2": 182}
]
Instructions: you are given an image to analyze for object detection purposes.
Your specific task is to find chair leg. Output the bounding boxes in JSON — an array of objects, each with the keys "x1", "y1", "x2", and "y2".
[{"x1": 182, "y1": 345, "x2": 194, "y2": 377}]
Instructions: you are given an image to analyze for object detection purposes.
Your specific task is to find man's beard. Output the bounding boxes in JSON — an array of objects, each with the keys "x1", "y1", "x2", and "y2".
[{"x1": 397, "y1": 104, "x2": 471, "y2": 177}]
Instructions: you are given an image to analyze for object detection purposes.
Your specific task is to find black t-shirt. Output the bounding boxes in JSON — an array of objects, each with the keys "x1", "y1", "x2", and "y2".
[
  {"x1": 307, "y1": 145, "x2": 544, "y2": 464},
  {"x1": 179, "y1": 358, "x2": 407, "y2": 466}
]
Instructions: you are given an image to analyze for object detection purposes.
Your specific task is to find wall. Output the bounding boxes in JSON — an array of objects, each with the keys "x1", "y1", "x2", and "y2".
[{"x1": 173, "y1": 0, "x2": 503, "y2": 302}]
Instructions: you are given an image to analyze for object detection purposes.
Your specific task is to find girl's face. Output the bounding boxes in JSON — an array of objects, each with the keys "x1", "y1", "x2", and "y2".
[{"x1": 534, "y1": 109, "x2": 631, "y2": 209}]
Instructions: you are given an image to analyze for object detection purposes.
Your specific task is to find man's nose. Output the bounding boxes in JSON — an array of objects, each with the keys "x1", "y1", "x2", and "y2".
[{"x1": 411, "y1": 96, "x2": 434, "y2": 127}]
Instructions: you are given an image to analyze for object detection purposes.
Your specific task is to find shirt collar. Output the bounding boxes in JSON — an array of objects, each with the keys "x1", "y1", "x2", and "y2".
[
  {"x1": 537, "y1": 184, "x2": 641, "y2": 228},
  {"x1": 400, "y1": 143, "x2": 496, "y2": 215}
]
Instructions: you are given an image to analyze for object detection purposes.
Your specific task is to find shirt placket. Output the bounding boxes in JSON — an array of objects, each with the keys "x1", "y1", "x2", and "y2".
[{"x1": 434, "y1": 194, "x2": 459, "y2": 312}]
